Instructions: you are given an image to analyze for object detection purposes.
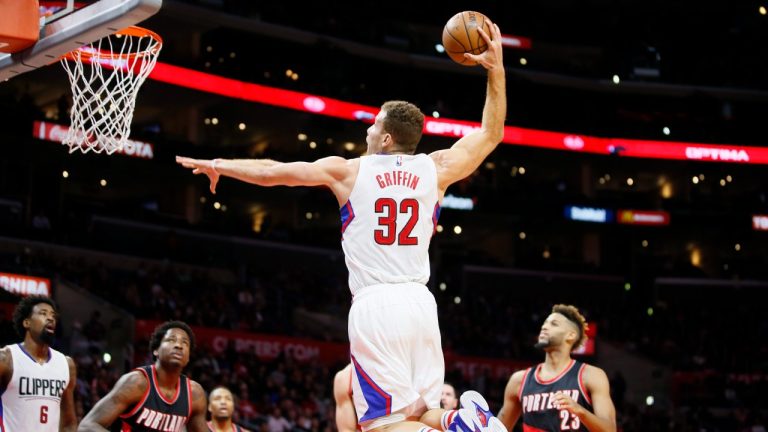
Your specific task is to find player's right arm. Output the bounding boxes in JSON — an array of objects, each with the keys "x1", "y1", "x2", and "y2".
[
  {"x1": 497, "y1": 370, "x2": 525, "y2": 432},
  {"x1": 77, "y1": 370, "x2": 148, "y2": 431},
  {"x1": 431, "y1": 20, "x2": 506, "y2": 193},
  {"x1": 175, "y1": 156, "x2": 357, "y2": 206},
  {"x1": 0, "y1": 346, "x2": 11, "y2": 388},
  {"x1": 333, "y1": 365, "x2": 358, "y2": 432}
]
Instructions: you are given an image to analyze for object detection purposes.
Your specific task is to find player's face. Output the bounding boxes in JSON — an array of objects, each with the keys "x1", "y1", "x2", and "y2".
[
  {"x1": 441, "y1": 384, "x2": 458, "y2": 409},
  {"x1": 155, "y1": 328, "x2": 191, "y2": 367},
  {"x1": 208, "y1": 387, "x2": 235, "y2": 419},
  {"x1": 536, "y1": 313, "x2": 574, "y2": 349},
  {"x1": 25, "y1": 303, "x2": 57, "y2": 345},
  {"x1": 366, "y1": 111, "x2": 390, "y2": 155}
]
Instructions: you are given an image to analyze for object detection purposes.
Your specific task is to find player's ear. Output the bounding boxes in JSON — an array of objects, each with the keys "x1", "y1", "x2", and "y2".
[
  {"x1": 565, "y1": 329, "x2": 577, "y2": 346},
  {"x1": 383, "y1": 133, "x2": 394, "y2": 149}
]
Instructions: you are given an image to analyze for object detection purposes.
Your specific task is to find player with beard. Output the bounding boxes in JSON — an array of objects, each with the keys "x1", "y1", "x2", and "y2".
[
  {"x1": 497, "y1": 305, "x2": 616, "y2": 432},
  {"x1": 78, "y1": 320, "x2": 208, "y2": 431},
  {"x1": 0, "y1": 295, "x2": 77, "y2": 431},
  {"x1": 207, "y1": 386, "x2": 249, "y2": 432}
]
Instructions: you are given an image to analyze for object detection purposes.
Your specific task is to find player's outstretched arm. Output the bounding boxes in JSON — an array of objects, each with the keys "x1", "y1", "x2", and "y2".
[
  {"x1": 60, "y1": 356, "x2": 78, "y2": 431},
  {"x1": 176, "y1": 155, "x2": 352, "y2": 194},
  {"x1": 431, "y1": 19, "x2": 506, "y2": 191},
  {"x1": 333, "y1": 366, "x2": 358, "y2": 432},
  {"x1": 553, "y1": 366, "x2": 616, "y2": 432},
  {"x1": 78, "y1": 371, "x2": 147, "y2": 432},
  {"x1": 186, "y1": 381, "x2": 210, "y2": 432},
  {"x1": 497, "y1": 370, "x2": 525, "y2": 432}
]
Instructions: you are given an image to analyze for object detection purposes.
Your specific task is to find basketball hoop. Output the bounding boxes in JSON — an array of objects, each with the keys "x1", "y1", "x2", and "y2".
[{"x1": 60, "y1": 26, "x2": 162, "y2": 154}]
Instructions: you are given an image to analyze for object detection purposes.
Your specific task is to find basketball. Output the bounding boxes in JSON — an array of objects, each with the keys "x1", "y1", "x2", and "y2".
[{"x1": 441, "y1": 11, "x2": 491, "y2": 66}]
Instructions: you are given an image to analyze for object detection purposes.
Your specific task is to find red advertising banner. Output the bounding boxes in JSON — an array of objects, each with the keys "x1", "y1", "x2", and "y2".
[
  {"x1": 0, "y1": 272, "x2": 51, "y2": 297},
  {"x1": 572, "y1": 322, "x2": 598, "y2": 356},
  {"x1": 143, "y1": 62, "x2": 768, "y2": 165},
  {"x1": 445, "y1": 353, "x2": 530, "y2": 380},
  {"x1": 617, "y1": 209, "x2": 670, "y2": 226},
  {"x1": 753, "y1": 215, "x2": 768, "y2": 231},
  {"x1": 32, "y1": 121, "x2": 155, "y2": 159},
  {"x1": 135, "y1": 320, "x2": 349, "y2": 364},
  {"x1": 500, "y1": 34, "x2": 532, "y2": 50},
  {"x1": 135, "y1": 320, "x2": 531, "y2": 379}
]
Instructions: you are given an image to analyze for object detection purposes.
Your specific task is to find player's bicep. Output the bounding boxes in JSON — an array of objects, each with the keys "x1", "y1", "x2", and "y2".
[
  {"x1": 186, "y1": 382, "x2": 209, "y2": 432},
  {"x1": 60, "y1": 357, "x2": 77, "y2": 429},
  {"x1": 586, "y1": 368, "x2": 616, "y2": 423},
  {"x1": 432, "y1": 137, "x2": 486, "y2": 188},
  {"x1": 80, "y1": 372, "x2": 146, "y2": 427},
  {"x1": 497, "y1": 371, "x2": 524, "y2": 430},
  {"x1": 267, "y1": 157, "x2": 346, "y2": 187}
]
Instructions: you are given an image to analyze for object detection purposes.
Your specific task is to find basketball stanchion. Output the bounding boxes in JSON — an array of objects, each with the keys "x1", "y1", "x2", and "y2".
[{"x1": 60, "y1": 26, "x2": 162, "y2": 154}]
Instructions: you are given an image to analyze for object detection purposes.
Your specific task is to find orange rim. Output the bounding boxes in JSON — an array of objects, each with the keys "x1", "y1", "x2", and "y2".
[{"x1": 62, "y1": 26, "x2": 162, "y2": 61}]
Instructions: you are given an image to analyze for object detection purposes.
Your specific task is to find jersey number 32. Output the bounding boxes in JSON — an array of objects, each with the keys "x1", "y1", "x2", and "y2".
[{"x1": 374, "y1": 198, "x2": 419, "y2": 245}]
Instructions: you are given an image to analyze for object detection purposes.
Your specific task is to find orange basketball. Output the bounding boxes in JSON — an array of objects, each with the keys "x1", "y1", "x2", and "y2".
[{"x1": 441, "y1": 11, "x2": 491, "y2": 66}]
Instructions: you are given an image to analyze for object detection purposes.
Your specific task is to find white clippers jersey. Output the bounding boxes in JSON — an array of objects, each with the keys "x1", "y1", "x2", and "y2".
[
  {"x1": 1, "y1": 344, "x2": 70, "y2": 432},
  {"x1": 340, "y1": 154, "x2": 440, "y2": 295}
]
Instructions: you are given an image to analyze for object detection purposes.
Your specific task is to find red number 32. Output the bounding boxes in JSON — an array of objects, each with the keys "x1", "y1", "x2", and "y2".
[{"x1": 374, "y1": 198, "x2": 419, "y2": 245}]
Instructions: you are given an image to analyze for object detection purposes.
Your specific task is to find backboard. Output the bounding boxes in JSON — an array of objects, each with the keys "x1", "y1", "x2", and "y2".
[{"x1": 0, "y1": 0, "x2": 162, "y2": 81}]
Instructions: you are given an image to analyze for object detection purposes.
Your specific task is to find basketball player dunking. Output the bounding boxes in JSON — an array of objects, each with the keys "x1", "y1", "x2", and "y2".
[
  {"x1": 78, "y1": 320, "x2": 208, "y2": 431},
  {"x1": 178, "y1": 18, "x2": 506, "y2": 432},
  {"x1": 0, "y1": 295, "x2": 77, "y2": 431},
  {"x1": 497, "y1": 305, "x2": 616, "y2": 432}
]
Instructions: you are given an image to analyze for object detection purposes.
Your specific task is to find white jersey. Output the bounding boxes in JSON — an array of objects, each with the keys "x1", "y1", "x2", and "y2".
[
  {"x1": 1, "y1": 343, "x2": 70, "y2": 432},
  {"x1": 341, "y1": 154, "x2": 439, "y2": 295}
]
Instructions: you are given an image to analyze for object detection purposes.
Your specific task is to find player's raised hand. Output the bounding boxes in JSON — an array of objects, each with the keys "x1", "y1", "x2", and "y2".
[
  {"x1": 176, "y1": 156, "x2": 220, "y2": 194},
  {"x1": 465, "y1": 20, "x2": 503, "y2": 71}
]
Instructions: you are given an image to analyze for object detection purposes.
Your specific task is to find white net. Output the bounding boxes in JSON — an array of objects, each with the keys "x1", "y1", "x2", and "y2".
[{"x1": 60, "y1": 27, "x2": 162, "y2": 154}]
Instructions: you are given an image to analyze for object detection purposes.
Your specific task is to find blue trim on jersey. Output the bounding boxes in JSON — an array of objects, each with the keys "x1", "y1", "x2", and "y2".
[
  {"x1": 340, "y1": 201, "x2": 355, "y2": 236},
  {"x1": 17, "y1": 343, "x2": 52, "y2": 364},
  {"x1": 351, "y1": 355, "x2": 391, "y2": 422},
  {"x1": 432, "y1": 203, "x2": 441, "y2": 234}
]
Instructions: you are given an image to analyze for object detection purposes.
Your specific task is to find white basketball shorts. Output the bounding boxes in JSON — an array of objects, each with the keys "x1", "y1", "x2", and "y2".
[{"x1": 348, "y1": 282, "x2": 444, "y2": 431}]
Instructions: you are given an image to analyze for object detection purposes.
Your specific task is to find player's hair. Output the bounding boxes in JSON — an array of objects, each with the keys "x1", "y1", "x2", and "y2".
[
  {"x1": 552, "y1": 304, "x2": 588, "y2": 351},
  {"x1": 12, "y1": 295, "x2": 57, "y2": 338},
  {"x1": 149, "y1": 320, "x2": 196, "y2": 358},
  {"x1": 381, "y1": 100, "x2": 424, "y2": 154},
  {"x1": 209, "y1": 385, "x2": 236, "y2": 401}
]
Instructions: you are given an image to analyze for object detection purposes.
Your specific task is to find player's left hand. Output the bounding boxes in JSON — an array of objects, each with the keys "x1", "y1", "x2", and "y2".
[
  {"x1": 553, "y1": 392, "x2": 584, "y2": 416},
  {"x1": 465, "y1": 19, "x2": 503, "y2": 71},
  {"x1": 176, "y1": 156, "x2": 220, "y2": 194}
]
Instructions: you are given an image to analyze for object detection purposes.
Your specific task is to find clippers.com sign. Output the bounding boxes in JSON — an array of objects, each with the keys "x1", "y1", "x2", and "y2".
[
  {"x1": 135, "y1": 320, "x2": 530, "y2": 378},
  {"x1": 0, "y1": 273, "x2": 51, "y2": 297}
]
